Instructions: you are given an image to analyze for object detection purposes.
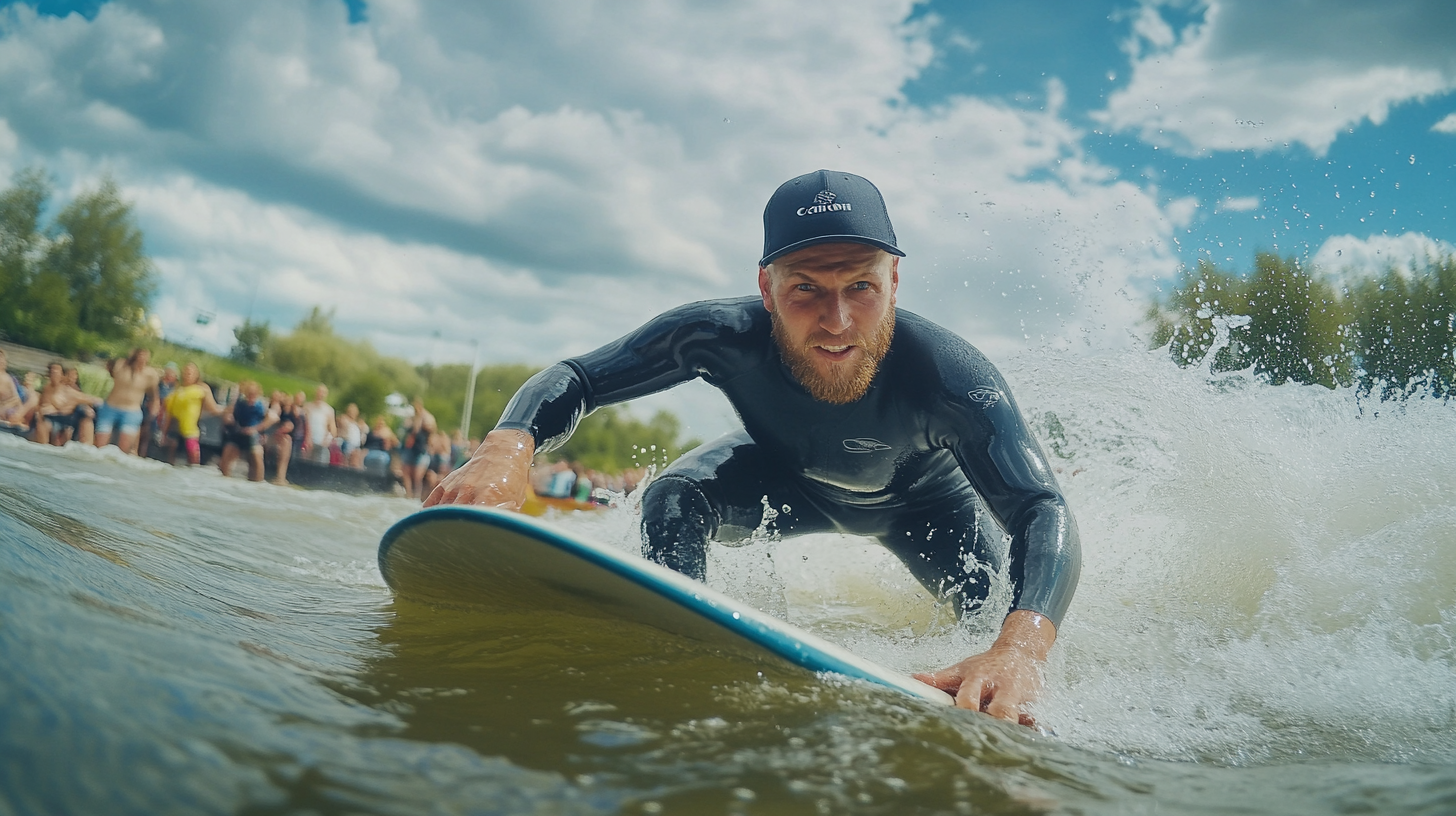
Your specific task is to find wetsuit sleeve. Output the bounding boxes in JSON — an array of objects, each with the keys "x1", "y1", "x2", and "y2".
[
  {"x1": 495, "y1": 299, "x2": 753, "y2": 453},
  {"x1": 941, "y1": 374, "x2": 1081, "y2": 628}
]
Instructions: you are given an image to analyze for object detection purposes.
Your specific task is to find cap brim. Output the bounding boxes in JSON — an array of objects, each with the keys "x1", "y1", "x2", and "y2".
[{"x1": 759, "y1": 236, "x2": 906, "y2": 267}]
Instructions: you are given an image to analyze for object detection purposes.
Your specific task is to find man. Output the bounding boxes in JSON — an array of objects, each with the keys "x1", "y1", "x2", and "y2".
[
  {"x1": 94, "y1": 348, "x2": 162, "y2": 454},
  {"x1": 218, "y1": 380, "x2": 275, "y2": 481},
  {"x1": 302, "y1": 384, "x2": 337, "y2": 465},
  {"x1": 427, "y1": 170, "x2": 1080, "y2": 725},
  {"x1": 35, "y1": 362, "x2": 100, "y2": 445}
]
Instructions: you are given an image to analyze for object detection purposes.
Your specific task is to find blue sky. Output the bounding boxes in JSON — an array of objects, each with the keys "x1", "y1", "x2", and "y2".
[{"x1": 0, "y1": 0, "x2": 1451, "y2": 376}]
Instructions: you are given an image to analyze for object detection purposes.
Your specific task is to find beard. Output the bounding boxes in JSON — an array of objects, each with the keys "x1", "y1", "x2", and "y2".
[{"x1": 771, "y1": 308, "x2": 895, "y2": 404}]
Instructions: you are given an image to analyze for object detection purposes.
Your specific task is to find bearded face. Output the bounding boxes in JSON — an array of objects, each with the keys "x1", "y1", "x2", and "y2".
[
  {"x1": 771, "y1": 306, "x2": 894, "y2": 404},
  {"x1": 759, "y1": 243, "x2": 899, "y2": 405}
]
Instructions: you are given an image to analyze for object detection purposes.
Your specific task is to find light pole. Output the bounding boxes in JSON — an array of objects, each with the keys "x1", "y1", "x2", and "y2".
[{"x1": 460, "y1": 339, "x2": 480, "y2": 439}]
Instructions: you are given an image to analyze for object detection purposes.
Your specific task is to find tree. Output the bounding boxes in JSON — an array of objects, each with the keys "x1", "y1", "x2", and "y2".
[
  {"x1": 1350, "y1": 257, "x2": 1456, "y2": 399},
  {"x1": 0, "y1": 168, "x2": 86, "y2": 353},
  {"x1": 1149, "y1": 250, "x2": 1455, "y2": 400},
  {"x1": 230, "y1": 318, "x2": 271, "y2": 364},
  {"x1": 44, "y1": 175, "x2": 155, "y2": 341},
  {"x1": 1148, "y1": 252, "x2": 1352, "y2": 387},
  {"x1": 1235, "y1": 253, "x2": 1351, "y2": 388}
]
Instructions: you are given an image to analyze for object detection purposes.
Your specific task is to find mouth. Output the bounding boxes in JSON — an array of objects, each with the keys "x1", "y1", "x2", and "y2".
[{"x1": 813, "y1": 343, "x2": 859, "y2": 362}]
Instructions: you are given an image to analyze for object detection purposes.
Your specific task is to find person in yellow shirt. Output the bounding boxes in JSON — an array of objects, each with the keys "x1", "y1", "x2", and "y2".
[{"x1": 162, "y1": 362, "x2": 223, "y2": 466}]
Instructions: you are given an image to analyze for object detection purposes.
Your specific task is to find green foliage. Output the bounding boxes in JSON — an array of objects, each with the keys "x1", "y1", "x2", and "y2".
[
  {"x1": 558, "y1": 407, "x2": 698, "y2": 472},
  {"x1": 336, "y1": 369, "x2": 392, "y2": 419},
  {"x1": 230, "y1": 319, "x2": 271, "y2": 364},
  {"x1": 0, "y1": 168, "x2": 154, "y2": 354},
  {"x1": 1348, "y1": 257, "x2": 1456, "y2": 399},
  {"x1": 46, "y1": 176, "x2": 155, "y2": 341},
  {"x1": 1149, "y1": 250, "x2": 1455, "y2": 398},
  {"x1": 264, "y1": 307, "x2": 425, "y2": 402},
  {"x1": 1237, "y1": 254, "x2": 1352, "y2": 387},
  {"x1": 0, "y1": 168, "x2": 93, "y2": 354}
]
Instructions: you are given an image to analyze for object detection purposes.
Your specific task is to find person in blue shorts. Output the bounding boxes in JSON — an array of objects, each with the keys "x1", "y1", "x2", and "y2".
[
  {"x1": 219, "y1": 380, "x2": 276, "y2": 482},
  {"x1": 94, "y1": 348, "x2": 162, "y2": 455},
  {"x1": 426, "y1": 170, "x2": 1080, "y2": 726},
  {"x1": 36, "y1": 362, "x2": 100, "y2": 445}
]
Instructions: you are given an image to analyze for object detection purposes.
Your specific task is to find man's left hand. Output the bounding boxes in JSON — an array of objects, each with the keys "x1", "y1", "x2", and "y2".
[{"x1": 912, "y1": 609, "x2": 1056, "y2": 727}]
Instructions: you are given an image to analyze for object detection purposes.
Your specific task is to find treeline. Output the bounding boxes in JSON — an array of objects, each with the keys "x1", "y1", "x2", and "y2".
[
  {"x1": 1146, "y1": 251, "x2": 1456, "y2": 399},
  {"x1": 234, "y1": 308, "x2": 697, "y2": 471},
  {"x1": 0, "y1": 168, "x2": 154, "y2": 355}
]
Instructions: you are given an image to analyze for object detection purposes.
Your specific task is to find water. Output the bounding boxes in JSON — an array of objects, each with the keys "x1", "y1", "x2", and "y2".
[{"x1": 1, "y1": 348, "x2": 1454, "y2": 815}]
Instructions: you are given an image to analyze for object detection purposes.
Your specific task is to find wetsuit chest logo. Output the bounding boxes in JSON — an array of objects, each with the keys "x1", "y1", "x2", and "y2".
[
  {"x1": 842, "y1": 437, "x2": 892, "y2": 454},
  {"x1": 968, "y1": 388, "x2": 1003, "y2": 407}
]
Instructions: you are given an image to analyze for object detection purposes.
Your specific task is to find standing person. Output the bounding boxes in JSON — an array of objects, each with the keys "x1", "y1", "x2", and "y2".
[
  {"x1": 423, "y1": 426, "x2": 453, "y2": 496},
  {"x1": 302, "y1": 385, "x2": 337, "y2": 465},
  {"x1": 138, "y1": 362, "x2": 179, "y2": 459},
  {"x1": 219, "y1": 380, "x2": 275, "y2": 482},
  {"x1": 290, "y1": 390, "x2": 309, "y2": 460},
  {"x1": 3, "y1": 371, "x2": 43, "y2": 432},
  {"x1": 162, "y1": 362, "x2": 224, "y2": 466},
  {"x1": 362, "y1": 415, "x2": 398, "y2": 475},
  {"x1": 35, "y1": 362, "x2": 100, "y2": 446},
  {"x1": 401, "y1": 397, "x2": 435, "y2": 499},
  {"x1": 428, "y1": 170, "x2": 1080, "y2": 723},
  {"x1": 270, "y1": 391, "x2": 301, "y2": 486},
  {"x1": 340, "y1": 403, "x2": 365, "y2": 468},
  {"x1": 450, "y1": 428, "x2": 470, "y2": 469},
  {"x1": 94, "y1": 348, "x2": 162, "y2": 455}
]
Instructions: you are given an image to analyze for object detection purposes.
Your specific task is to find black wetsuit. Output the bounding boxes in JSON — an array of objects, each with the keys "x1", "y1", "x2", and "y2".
[{"x1": 497, "y1": 297, "x2": 1080, "y2": 625}]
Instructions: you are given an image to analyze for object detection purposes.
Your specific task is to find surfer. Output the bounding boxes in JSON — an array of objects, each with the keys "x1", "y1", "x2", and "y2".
[{"x1": 427, "y1": 170, "x2": 1080, "y2": 725}]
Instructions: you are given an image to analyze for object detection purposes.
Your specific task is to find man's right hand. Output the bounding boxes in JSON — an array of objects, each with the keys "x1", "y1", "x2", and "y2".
[{"x1": 423, "y1": 429, "x2": 536, "y2": 510}]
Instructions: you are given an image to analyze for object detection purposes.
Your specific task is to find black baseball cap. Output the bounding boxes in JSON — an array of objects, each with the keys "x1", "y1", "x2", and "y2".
[{"x1": 759, "y1": 169, "x2": 905, "y2": 267}]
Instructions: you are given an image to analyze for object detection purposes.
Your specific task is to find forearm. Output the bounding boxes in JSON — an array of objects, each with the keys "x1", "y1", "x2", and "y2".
[
  {"x1": 494, "y1": 363, "x2": 590, "y2": 453},
  {"x1": 1005, "y1": 498, "x2": 1081, "y2": 627}
]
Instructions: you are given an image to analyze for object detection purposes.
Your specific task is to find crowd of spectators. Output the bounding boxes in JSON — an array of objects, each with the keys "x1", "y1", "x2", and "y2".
[{"x1": 2, "y1": 346, "x2": 641, "y2": 506}]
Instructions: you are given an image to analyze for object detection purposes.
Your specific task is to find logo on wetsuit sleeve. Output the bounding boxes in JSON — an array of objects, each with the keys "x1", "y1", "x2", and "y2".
[
  {"x1": 967, "y1": 388, "x2": 1003, "y2": 407},
  {"x1": 798, "y1": 190, "x2": 853, "y2": 216},
  {"x1": 842, "y1": 437, "x2": 892, "y2": 453}
]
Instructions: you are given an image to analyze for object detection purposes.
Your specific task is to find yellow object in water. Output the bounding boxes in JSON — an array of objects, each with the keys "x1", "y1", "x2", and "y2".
[{"x1": 519, "y1": 488, "x2": 599, "y2": 516}]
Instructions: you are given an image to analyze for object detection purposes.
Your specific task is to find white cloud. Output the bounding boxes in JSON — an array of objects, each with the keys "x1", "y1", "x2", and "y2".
[
  {"x1": 0, "y1": 0, "x2": 1192, "y2": 383},
  {"x1": 1215, "y1": 196, "x2": 1259, "y2": 213},
  {"x1": 1433, "y1": 112, "x2": 1456, "y2": 134},
  {"x1": 1312, "y1": 232, "x2": 1456, "y2": 283},
  {"x1": 1098, "y1": 0, "x2": 1456, "y2": 156}
]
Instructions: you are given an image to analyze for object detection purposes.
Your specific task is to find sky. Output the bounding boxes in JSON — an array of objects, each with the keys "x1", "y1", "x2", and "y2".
[{"x1": 0, "y1": 0, "x2": 1452, "y2": 431}]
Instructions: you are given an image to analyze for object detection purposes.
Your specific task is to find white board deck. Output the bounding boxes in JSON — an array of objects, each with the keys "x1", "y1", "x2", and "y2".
[{"x1": 378, "y1": 505, "x2": 952, "y2": 706}]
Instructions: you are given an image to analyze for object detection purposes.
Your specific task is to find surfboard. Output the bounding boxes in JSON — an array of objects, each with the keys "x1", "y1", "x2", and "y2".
[{"x1": 378, "y1": 505, "x2": 952, "y2": 706}]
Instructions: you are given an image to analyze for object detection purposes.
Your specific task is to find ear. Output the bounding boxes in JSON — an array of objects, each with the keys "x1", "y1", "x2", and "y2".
[
  {"x1": 889, "y1": 257, "x2": 900, "y2": 305},
  {"x1": 758, "y1": 266, "x2": 774, "y2": 312}
]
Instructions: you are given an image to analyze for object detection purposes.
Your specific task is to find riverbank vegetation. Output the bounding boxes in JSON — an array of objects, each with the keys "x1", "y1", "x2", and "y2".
[
  {"x1": 1146, "y1": 251, "x2": 1456, "y2": 399},
  {"x1": 0, "y1": 168, "x2": 154, "y2": 356},
  {"x1": 0, "y1": 167, "x2": 694, "y2": 471}
]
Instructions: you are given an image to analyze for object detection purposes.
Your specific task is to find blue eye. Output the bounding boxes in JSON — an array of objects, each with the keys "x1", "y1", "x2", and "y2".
[{"x1": 796, "y1": 284, "x2": 814, "y2": 292}]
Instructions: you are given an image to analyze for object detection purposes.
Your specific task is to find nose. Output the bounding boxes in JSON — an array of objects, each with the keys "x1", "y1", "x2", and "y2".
[{"x1": 820, "y1": 293, "x2": 851, "y2": 334}]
